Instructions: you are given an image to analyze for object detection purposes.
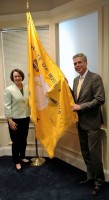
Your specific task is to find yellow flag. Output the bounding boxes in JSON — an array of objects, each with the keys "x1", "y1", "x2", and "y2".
[{"x1": 27, "y1": 12, "x2": 78, "y2": 158}]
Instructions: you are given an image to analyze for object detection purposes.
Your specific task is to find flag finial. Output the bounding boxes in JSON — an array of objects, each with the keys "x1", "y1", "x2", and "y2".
[{"x1": 27, "y1": 0, "x2": 29, "y2": 11}]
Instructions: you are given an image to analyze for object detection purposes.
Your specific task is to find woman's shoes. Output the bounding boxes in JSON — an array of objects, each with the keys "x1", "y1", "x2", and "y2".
[
  {"x1": 15, "y1": 163, "x2": 22, "y2": 173},
  {"x1": 21, "y1": 158, "x2": 31, "y2": 165},
  {"x1": 15, "y1": 159, "x2": 31, "y2": 172}
]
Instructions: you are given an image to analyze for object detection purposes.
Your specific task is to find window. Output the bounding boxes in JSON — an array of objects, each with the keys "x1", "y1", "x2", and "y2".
[
  {"x1": 59, "y1": 12, "x2": 98, "y2": 88},
  {"x1": 1, "y1": 26, "x2": 50, "y2": 87}
]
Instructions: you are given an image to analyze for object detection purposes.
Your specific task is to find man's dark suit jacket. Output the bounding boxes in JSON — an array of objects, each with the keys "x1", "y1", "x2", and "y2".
[{"x1": 73, "y1": 70, "x2": 105, "y2": 131}]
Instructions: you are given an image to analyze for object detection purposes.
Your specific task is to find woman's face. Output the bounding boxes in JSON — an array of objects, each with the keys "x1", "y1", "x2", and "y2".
[{"x1": 13, "y1": 71, "x2": 22, "y2": 85}]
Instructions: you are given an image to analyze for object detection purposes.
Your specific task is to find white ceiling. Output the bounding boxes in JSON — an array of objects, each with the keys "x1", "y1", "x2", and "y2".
[{"x1": 0, "y1": 0, "x2": 73, "y2": 15}]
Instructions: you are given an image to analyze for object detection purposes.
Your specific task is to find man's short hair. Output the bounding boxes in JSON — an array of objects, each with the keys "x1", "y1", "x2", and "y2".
[{"x1": 73, "y1": 53, "x2": 87, "y2": 62}]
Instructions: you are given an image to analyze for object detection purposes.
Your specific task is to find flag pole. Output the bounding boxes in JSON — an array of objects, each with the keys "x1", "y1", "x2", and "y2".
[
  {"x1": 31, "y1": 126, "x2": 46, "y2": 166},
  {"x1": 26, "y1": 0, "x2": 45, "y2": 166},
  {"x1": 27, "y1": 0, "x2": 29, "y2": 11}
]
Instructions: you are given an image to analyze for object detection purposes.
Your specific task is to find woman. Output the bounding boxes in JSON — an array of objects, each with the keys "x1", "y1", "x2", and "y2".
[{"x1": 4, "y1": 69, "x2": 30, "y2": 172}]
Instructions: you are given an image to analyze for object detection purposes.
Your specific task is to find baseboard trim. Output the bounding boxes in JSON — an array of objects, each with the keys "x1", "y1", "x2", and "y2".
[{"x1": 0, "y1": 147, "x2": 47, "y2": 158}]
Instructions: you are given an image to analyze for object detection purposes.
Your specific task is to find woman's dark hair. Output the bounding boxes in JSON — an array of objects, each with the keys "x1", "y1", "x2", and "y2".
[{"x1": 10, "y1": 69, "x2": 25, "y2": 82}]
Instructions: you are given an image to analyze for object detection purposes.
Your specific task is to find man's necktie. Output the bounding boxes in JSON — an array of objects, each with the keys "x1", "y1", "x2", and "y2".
[{"x1": 77, "y1": 77, "x2": 83, "y2": 98}]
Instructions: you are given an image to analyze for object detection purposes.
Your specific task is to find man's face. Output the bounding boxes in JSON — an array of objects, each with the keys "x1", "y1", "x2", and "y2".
[{"x1": 73, "y1": 56, "x2": 87, "y2": 75}]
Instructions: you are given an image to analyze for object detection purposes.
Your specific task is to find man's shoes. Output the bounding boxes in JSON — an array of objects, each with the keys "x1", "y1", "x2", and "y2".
[
  {"x1": 79, "y1": 178, "x2": 93, "y2": 185},
  {"x1": 92, "y1": 186, "x2": 102, "y2": 196}
]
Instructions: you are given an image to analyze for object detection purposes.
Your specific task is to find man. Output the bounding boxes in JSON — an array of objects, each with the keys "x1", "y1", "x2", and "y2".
[{"x1": 72, "y1": 53, "x2": 105, "y2": 196}]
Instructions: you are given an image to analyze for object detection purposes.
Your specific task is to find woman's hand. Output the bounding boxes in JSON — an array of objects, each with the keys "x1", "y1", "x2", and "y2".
[{"x1": 8, "y1": 119, "x2": 17, "y2": 130}]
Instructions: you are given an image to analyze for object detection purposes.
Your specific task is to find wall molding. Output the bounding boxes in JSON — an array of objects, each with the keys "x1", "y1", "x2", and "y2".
[{"x1": 0, "y1": 146, "x2": 47, "y2": 158}]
